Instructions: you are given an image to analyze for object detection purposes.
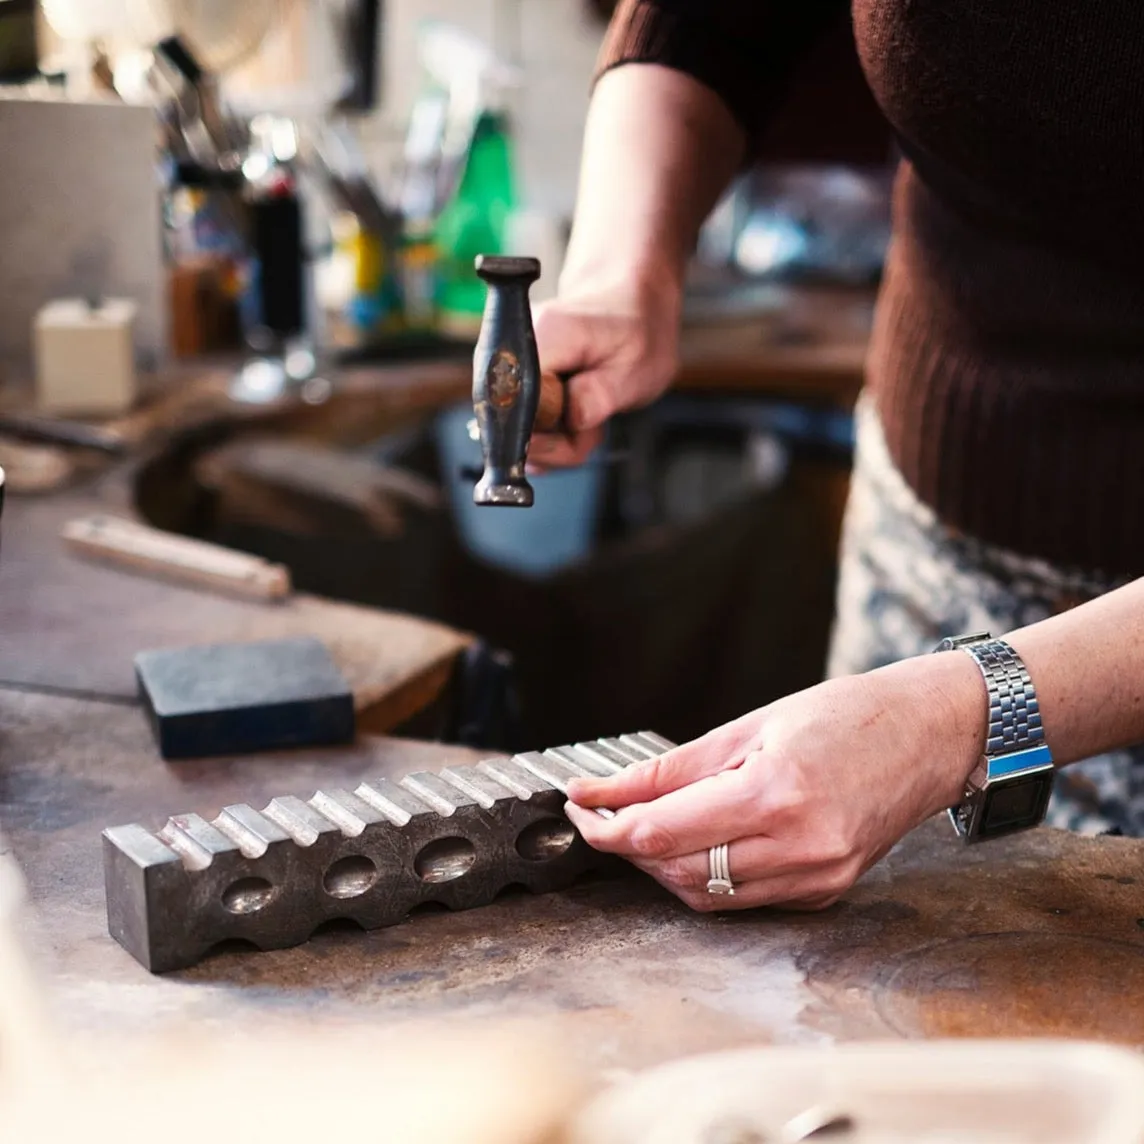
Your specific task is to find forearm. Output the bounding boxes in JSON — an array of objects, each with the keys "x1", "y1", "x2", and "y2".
[
  {"x1": 921, "y1": 577, "x2": 1144, "y2": 790},
  {"x1": 1004, "y1": 578, "x2": 1144, "y2": 766},
  {"x1": 867, "y1": 578, "x2": 1144, "y2": 815},
  {"x1": 559, "y1": 64, "x2": 745, "y2": 306}
]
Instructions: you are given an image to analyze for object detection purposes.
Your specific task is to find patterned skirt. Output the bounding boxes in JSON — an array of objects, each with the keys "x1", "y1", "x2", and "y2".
[{"x1": 825, "y1": 394, "x2": 1144, "y2": 836}]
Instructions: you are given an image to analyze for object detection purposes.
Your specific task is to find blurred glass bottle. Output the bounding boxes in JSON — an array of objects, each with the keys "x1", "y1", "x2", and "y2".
[
  {"x1": 410, "y1": 21, "x2": 522, "y2": 339},
  {"x1": 433, "y1": 107, "x2": 517, "y2": 338}
]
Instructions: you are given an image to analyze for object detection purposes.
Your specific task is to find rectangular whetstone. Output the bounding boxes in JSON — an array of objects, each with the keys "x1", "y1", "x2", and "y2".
[{"x1": 134, "y1": 635, "x2": 355, "y2": 760}]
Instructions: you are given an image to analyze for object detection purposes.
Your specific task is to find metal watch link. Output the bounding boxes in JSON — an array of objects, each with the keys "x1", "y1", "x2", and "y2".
[{"x1": 934, "y1": 631, "x2": 1055, "y2": 843}]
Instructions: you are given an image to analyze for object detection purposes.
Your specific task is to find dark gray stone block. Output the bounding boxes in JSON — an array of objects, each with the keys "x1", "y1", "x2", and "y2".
[{"x1": 134, "y1": 635, "x2": 355, "y2": 760}]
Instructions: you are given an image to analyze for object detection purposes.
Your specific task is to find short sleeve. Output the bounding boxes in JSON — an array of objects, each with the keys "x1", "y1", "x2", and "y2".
[{"x1": 595, "y1": 1, "x2": 848, "y2": 152}]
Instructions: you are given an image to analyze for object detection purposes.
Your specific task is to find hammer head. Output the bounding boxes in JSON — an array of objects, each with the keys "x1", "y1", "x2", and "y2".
[{"x1": 471, "y1": 255, "x2": 542, "y2": 507}]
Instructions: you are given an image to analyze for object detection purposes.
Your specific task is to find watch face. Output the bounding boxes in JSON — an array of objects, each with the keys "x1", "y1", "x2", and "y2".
[{"x1": 978, "y1": 771, "x2": 1054, "y2": 839}]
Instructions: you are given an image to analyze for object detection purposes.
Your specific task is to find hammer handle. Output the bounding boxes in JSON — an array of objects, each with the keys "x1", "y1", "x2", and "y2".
[{"x1": 536, "y1": 370, "x2": 566, "y2": 433}]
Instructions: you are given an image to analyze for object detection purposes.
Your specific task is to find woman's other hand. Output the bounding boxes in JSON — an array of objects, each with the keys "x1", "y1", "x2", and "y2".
[{"x1": 564, "y1": 653, "x2": 985, "y2": 911}]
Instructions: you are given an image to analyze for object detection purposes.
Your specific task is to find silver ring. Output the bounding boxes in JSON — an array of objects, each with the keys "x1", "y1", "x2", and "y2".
[{"x1": 706, "y1": 842, "x2": 735, "y2": 896}]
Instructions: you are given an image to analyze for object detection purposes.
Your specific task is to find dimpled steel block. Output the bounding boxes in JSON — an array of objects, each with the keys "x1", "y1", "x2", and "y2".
[{"x1": 103, "y1": 732, "x2": 674, "y2": 972}]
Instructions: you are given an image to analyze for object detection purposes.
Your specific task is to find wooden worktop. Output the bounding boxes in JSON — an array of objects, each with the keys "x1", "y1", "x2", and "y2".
[
  {"x1": 2, "y1": 298, "x2": 1140, "y2": 1064},
  {"x1": 2, "y1": 476, "x2": 1143, "y2": 1066},
  {"x1": 0, "y1": 480, "x2": 472, "y2": 732},
  {"x1": 5, "y1": 678, "x2": 1144, "y2": 1066}
]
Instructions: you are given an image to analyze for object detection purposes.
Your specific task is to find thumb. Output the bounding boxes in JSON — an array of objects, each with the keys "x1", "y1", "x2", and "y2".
[
  {"x1": 533, "y1": 301, "x2": 593, "y2": 374},
  {"x1": 533, "y1": 305, "x2": 613, "y2": 430},
  {"x1": 564, "y1": 369, "x2": 617, "y2": 432}
]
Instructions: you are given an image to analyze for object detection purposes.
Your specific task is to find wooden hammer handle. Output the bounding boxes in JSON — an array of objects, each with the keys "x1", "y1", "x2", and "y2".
[{"x1": 535, "y1": 370, "x2": 566, "y2": 433}]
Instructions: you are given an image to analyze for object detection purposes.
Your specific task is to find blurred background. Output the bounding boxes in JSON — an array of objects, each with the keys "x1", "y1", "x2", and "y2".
[{"x1": 0, "y1": 0, "x2": 895, "y2": 752}]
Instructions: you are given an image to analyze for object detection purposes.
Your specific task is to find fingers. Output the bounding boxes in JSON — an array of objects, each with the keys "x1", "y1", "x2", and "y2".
[
  {"x1": 624, "y1": 829, "x2": 863, "y2": 913},
  {"x1": 677, "y1": 880, "x2": 844, "y2": 913},
  {"x1": 523, "y1": 369, "x2": 614, "y2": 473},
  {"x1": 631, "y1": 835, "x2": 794, "y2": 894},
  {"x1": 533, "y1": 306, "x2": 619, "y2": 435},
  {"x1": 532, "y1": 299, "x2": 676, "y2": 465},
  {"x1": 565, "y1": 743, "x2": 738, "y2": 810},
  {"x1": 626, "y1": 862, "x2": 847, "y2": 913},
  {"x1": 526, "y1": 426, "x2": 604, "y2": 470},
  {"x1": 533, "y1": 301, "x2": 590, "y2": 375},
  {"x1": 565, "y1": 766, "x2": 754, "y2": 860},
  {"x1": 661, "y1": 866, "x2": 849, "y2": 914},
  {"x1": 563, "y1": 370, "x2": 615, "y2": 433},
  {"x1": 629, "y1": 835, "x2": 858, "y2": 902},
  {"x1": 566, "y1": 725, "x2": 755, "y2": 810}
]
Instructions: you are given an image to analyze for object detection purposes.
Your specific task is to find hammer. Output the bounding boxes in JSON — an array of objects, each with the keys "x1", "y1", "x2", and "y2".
[{"x1": 470, "y1": 255, "x2": 565, "y2": 507}]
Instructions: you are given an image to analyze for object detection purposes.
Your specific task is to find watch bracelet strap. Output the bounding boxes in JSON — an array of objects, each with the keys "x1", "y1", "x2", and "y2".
[{"x1": 957, "y1": 638, "x2": 1045, "y2": 757}]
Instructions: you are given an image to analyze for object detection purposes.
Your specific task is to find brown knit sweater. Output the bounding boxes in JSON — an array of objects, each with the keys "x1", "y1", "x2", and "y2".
[{"x1": 599, "y1": 0, "x2": 1144, "y2": 579}]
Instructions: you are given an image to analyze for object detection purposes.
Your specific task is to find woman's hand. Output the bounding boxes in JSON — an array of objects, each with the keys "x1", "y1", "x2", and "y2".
[
  {"x1": 564, "y1": 653, "x2": 986, "y2": 911},
  {"x1": 528, "y1": 274, "x2": 681, "y2": 470},
  {"x1": 522, "y1": 62, "x2": 746, "y2": 470}
]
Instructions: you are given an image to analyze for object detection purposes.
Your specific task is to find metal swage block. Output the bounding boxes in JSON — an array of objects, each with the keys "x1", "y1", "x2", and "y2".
[{"x1": 103, "y1": 732, "x2": 675, "y2": 972}]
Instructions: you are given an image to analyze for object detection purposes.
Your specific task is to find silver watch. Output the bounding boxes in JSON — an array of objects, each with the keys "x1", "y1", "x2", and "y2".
[{"x1": 934, "y1": 632, "x2": 1055, "y2": 843}]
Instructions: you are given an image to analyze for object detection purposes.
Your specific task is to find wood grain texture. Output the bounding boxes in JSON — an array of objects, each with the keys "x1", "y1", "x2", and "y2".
[{"x1": 535, "y1": 370, "x2": 566, "y2": 431}]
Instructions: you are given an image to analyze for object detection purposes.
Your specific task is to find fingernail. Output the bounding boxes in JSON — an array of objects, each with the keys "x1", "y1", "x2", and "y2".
[{"x1": 566, "y1": 778, "x2": 593, "y2": 800}]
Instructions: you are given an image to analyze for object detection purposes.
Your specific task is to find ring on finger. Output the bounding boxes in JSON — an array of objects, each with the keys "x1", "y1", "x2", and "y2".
[{"x1": 706, "y1": 842, "x2": 735, "y2": 896}]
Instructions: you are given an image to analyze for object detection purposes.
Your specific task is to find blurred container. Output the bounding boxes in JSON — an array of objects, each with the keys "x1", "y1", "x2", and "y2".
[
  {"x1": 435, "y1": 403, "x2": 603, "y2": 578},
  {"x1": 433, "y1": 108, "x2": 518, "y2": 338},
  {"x1": 34, "y1": 298, "x2": 137, "y2": 416}
]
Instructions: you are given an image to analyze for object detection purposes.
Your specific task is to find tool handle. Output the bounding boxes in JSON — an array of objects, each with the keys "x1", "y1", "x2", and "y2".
[
  {"x1": 0, "y1": 415, "x2": 126, "y2": 455},
  {"x1": 535, "y1": 370, "x2": 566, "y2": 433},
  {"x1": 62, "y1": 515, "x2": 291, "y2": 601}
]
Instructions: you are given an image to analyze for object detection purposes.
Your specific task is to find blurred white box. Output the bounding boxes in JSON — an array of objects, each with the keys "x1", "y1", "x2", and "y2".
[{"x1": 34, "y1": 298, "x2": 137, "y2": 415}]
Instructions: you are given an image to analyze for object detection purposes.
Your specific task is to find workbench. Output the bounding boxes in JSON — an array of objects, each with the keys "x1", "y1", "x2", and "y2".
[
  {"x1": 4, "y1": 484, "x2": 1144, "y2": 1068},
  {"x1": 3, "y1": 293, "x2": 1142, "y2": 1071}
]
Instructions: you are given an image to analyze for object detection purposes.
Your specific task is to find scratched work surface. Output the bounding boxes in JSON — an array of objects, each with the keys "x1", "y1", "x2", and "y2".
[
  {"x1": 2, "y1": 688, "x2": 1143, "y2": 1069},
  {"x1": 0, "y1": 489, "x2": 470, "y2": 729}
]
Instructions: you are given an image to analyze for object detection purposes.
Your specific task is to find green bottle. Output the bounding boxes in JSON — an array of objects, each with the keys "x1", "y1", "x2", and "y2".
[{"x1": 433, "y1": 108, "x2": 518, "y2": 338}]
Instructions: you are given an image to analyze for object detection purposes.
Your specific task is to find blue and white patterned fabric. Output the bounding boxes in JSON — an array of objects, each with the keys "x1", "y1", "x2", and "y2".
[{"x1": 826, "y1": 394, "x2": 1144, "y2": 836}]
